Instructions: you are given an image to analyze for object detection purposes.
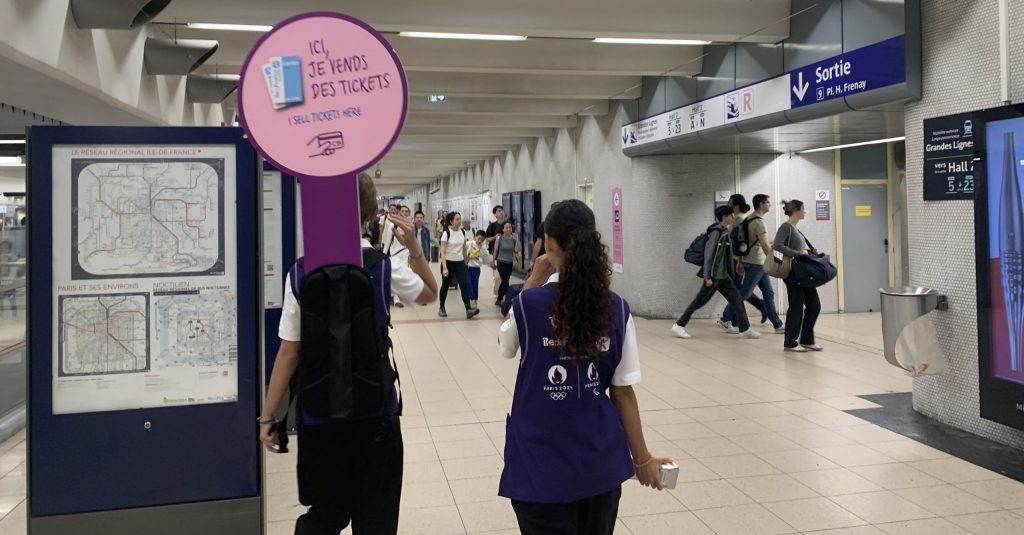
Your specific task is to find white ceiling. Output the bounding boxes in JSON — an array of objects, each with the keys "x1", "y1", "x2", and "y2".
[{"x1": 154, "y1": 0, "x2": 794, "y2": 189}]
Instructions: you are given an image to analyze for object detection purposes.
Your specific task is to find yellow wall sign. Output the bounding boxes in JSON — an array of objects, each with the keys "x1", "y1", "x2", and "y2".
[{"x1": 855, "y1": 205, "x2": 872, "y2": 217}]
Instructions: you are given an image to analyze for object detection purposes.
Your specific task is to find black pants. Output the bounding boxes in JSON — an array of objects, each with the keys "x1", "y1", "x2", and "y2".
[
  {"x1": 675, "y1": 277, "x2": 751, "y2": 332},
  {"x1": 784, "y1": 281, "x2": 821, "y2": 348},
  {"x1": 496, "y1": 261, "x2": 514, "y2": 302},
  {"x1": 440, "y1": 260, "x2": 471, "y2": 310},
  {"x1": 511, "y1": 486, "x2": 621, "y2": 535},
  {"x1": 295, "y1": 417, "x2": 403, "y2": 535}
]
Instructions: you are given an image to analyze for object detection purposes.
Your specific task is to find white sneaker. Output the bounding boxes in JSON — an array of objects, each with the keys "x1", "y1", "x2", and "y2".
[
  {"x1": 716, "y1": 320, "x2": 739, "y2": 334},
  {"x1": 774, "y1": 327, "x2": 786, "y2": 334},
  {"x1": 801, "y1": 344, "x2": 824, "y2": 352},
  {"x1": 740, "y1": 329, "x2": 761, "y2": 339},
  {"x1": 671, "y1": 325, "x2": 692, "y2": 339},
  {"x1": 784, "y1": 346, "x2": 809, "y2": 352}
]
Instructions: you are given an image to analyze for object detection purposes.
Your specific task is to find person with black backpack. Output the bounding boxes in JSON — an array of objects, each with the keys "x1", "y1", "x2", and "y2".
[
  {"x1": 721, "y1": 194, "x2": 785, "y2": 333},
  {"x1": 259, "y1": 172, "x2": 438, "y2": 535},
  {"x1": 673, "y1": 206, "x2": 761, "y2": 340},
  {"x1": 439, "y1": 211, "x2": 480, "y2": 319}
]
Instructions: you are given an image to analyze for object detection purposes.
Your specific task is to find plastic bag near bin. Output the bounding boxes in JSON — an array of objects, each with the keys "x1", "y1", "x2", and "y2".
[{"x1": 880, "y1": 287, "x2": 949, "y2": 377}]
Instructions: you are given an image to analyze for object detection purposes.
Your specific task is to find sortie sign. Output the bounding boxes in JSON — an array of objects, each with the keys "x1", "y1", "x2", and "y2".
[{"x1": 238, "y1": 12, "x2": 408, "y2": 269}]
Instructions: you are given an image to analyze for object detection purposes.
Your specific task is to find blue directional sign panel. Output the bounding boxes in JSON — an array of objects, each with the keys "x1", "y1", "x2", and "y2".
[{"x1": 790, "y1": 35, "x2": 906, "y2": 108}]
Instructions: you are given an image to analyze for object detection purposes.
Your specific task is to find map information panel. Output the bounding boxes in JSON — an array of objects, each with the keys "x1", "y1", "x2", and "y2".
[{"x1": 51, "y1": 145, "x2": 239, "y2": 415}]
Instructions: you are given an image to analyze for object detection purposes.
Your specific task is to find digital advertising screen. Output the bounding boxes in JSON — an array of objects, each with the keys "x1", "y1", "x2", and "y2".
[{"x1": 974, "y1": 104, "x2": 1024, "y2": 430}]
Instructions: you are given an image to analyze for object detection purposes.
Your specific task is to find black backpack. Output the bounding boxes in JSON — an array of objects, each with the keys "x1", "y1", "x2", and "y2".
[
  {"x1": 729, "y1": 216, "x2": 761, "y2": 257},
  {"x1": 288, "y1": 249, "x2": 399, "y2": 420},
  {"x1": 684, "y1": 225, "x2": 718, "y2": 266}
]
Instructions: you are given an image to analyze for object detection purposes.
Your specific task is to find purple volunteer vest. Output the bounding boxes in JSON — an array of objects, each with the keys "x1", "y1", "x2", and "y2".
[
  {"x1": 499, "y1": 284, "x2": 635, "y2": 503},
  {"x1": 291, "y1": 249, "x2": 399, "y2": 424}
]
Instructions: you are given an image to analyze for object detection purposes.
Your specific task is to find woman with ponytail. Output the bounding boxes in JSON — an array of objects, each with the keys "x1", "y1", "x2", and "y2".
[{"x1": 497, "y1": 200, "x2": 670, "y2": 534}]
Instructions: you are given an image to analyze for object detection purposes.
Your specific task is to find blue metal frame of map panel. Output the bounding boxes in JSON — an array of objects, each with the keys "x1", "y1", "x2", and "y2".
[
  {"x1": 26, "y1": 126, "x2": 261, "y2": 517},
  {"x1": 262, "y1": 161, "x2": 297, "y2": 384}
]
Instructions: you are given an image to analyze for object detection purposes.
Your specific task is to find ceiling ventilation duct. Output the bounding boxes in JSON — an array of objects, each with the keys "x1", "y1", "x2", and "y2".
[
  {"x1": 71, "y1": 0, "x2": 173, "y2": 30},
  {"x1": 144, "y1": 38, "x2": 219, "y2": 75},
  {"x1": 185, "y1": 74, "x2": 238, "y2": 103}
]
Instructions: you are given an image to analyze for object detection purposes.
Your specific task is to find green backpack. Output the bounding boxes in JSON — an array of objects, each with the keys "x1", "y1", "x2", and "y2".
[{"x1": 711, "y1": 233, "x2": 732, "y2": 281}]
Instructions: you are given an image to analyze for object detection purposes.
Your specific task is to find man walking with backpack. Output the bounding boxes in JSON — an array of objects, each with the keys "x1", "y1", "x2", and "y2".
[
  {"x1": 674, "y1": 206, "x2": 761, "y2": 340},
  {"x1": 721, "y1": 194, "x2": 785, "y2": 333},
  {"x1": 259, "y1": 173, "x2": 438, "y2": 535}
]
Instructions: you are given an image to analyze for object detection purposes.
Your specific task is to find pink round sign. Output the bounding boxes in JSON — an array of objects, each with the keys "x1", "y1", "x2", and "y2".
[{"x1": 238, "y1": 12, "x2": 408, "y2": 178}]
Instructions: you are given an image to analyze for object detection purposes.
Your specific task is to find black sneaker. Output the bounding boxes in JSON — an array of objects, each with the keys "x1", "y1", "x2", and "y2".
[
  {"x1": 760, "y1": 312, "x2": 768, "y2": 324},
  {"x1": 438, "y1": 308, "x2": 447, "y2": 318},
  {"x1": 467, "y1": 308, "x2": 480, "y2": 319}
]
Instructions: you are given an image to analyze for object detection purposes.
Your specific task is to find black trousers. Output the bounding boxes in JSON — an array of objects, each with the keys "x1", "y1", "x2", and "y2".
[
  {"x1": 675, "y1": 277, "x2": 751, "y2": 332},
  {"x1": 295, "y1": 416, "x2": 403, "y2": 535},
  {"x1": 784, "y1": 281, "x2": 821, "y2": 348},
  {"x1": 496, "y1": 261, "x2": 514, "y2": 302},
  {"x1": 511, "y1": 486, "x2": 621, "y2": 535},
  {"x1": 440, "y1": 260, "x2": 471, "y2": 309}
]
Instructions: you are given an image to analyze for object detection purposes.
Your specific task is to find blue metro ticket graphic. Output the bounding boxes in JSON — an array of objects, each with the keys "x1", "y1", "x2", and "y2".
[{"x1": 789, "y1": 35, "x2": 906, "y2": 108}]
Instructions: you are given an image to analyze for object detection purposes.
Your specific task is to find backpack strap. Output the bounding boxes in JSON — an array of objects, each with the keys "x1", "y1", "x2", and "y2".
[
  {"x1": 362, "y1": 247, "x2": 402, "y2": 415},
  {"x1": 289, "y1": 257, "x2": 305, "y2": 304}
]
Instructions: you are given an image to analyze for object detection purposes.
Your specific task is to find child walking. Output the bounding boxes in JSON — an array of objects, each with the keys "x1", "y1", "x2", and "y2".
[{"x1": 466, "y1": 230, "x2": 491, "y2": 310}]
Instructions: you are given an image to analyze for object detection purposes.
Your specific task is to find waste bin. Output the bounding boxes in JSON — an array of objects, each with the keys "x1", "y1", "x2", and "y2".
[{"x1": 880, "y1": 287, "x2": 948, "y2": 369}]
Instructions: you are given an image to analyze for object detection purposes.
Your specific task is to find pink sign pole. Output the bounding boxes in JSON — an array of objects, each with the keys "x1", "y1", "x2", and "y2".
[{"x1": 237, "y1": 12, "x2": 408, "y2": 271}]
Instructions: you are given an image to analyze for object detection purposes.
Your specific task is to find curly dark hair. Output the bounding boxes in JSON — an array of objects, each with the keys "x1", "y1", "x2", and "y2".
[{"x1": 543, "y1": 200, "x2": 614, "y2": 363}]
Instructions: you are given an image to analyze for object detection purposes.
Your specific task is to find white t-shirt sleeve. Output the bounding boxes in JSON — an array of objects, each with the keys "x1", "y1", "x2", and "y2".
[
  {"x1": 611, "y1": 315, "x2": 641, "y2": 386},
  {"x1": 390, "y1": 259, "x2": 425, "y2": 305},
  {"x1": 278, "y1": 273, "x2": 301, "y2": 342},
  {"x1": 498, "y1": 316, "x2": 520, "y2": 359}
]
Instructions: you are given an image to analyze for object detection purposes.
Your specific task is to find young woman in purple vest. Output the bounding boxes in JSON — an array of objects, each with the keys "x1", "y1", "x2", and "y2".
[
  {"x1": 259, "y1": 173, "x2": 438, "y2": 535},
  {"x1": 497, "y1": 200, "x2": 672, "y2": 535}
]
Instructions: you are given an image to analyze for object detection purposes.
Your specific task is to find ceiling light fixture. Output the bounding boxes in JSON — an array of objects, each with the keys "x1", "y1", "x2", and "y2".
[
  {"x1": 399, "y1": 32, "x2": 527, "y2": 41},
  {"x1": 593, "y1": 37, "x2": 711, "y2": 45},
  {"x1": 187, "y1": 22, "x2": 273, "y2": 32},
  {"x1": 0, "y1": 156, "x2": 24, "y2": 167},
  {"x1": 428, "y1": 95, "x2": 447, "y2": 103},
  {"x1": 0, "y1": 140, "x2": 25, "y2": 145},
  {"x1": 797, "y1": 136, "x2": 906, "y2": 154}
]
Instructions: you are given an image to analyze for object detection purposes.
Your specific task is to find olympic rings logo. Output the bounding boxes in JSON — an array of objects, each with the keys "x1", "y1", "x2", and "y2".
[{"x1": 550, "y1": 392, "x2": 567, "y2": 401}]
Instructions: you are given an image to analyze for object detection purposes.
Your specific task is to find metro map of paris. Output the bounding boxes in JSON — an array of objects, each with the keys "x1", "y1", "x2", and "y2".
[
  {"x1": 154, "y1": 291, "x2": 238, "y2": 368},
  {"x1": 59, "y1": 293, "x2": 150, "y2": 377},
  {"x1": 72, "y1": 159, "x2": 225, "y2": 279}
]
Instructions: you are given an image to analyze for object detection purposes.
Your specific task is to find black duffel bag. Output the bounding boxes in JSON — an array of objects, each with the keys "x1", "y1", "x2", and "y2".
[{"x1": 790, "y1": 253, "x2": 837, "y2": 288}]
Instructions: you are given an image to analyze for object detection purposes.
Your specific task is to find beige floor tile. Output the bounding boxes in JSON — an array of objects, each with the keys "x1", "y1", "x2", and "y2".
[
  {"x1": 681, "y1": 406, "x2": 743, "y2": 422},
  {"x1": 618, "y1": 480, "x2": 687, "y2": 517},
  {"x1": 819, "y1": 397, "x2": 883, "y2": 411},
  {"x1": 441, "y1": 455, "x2": 504, "y2": 480},
  {"x1": 704, "y1": 418, "x2": 773, "y2": 437},
  {"x1": 694, "y1": 503, "x2": 796, "y2": 535},
  {"x1": 700, "y1": 454, "x2": 781, "y2": 478},
  {"x1": 434, "y1": 438, "x2": 498, "y2": 461},
  {"x1": 813, "y1": 444, "x2": 898, "y2": 467},
  {"x1": 894, "y1": 485, "x2": 1001, "y2": 516},
  {"x1": 402, "y1": 427, "x2": 435, "y2": 445},
  {"x1": 757, "y1": 414, "x2": 824, "y2": 432},
  {"x1": 727, "y1": 403, "x2": 792, "y2": 419},
  {"x1": 640, "y1": 409, "x2": 696, "y2": 426},
  {"x1": 878, "y1": 517, "x2": 972, "y2": 535},
  {"x1": 645, "y1": 440, "x2": 690, "y2": 462},
  {"x1": 956, "y1": 479, "x2": 1024, "y2": 510},
  {"x1": 429, "y1": 423, "x2": 489, "y2": 443},
  {"x1": 802, "y1": 527, "x2": 885, "y2": 535},
  {"x1": 786, "y1": 428, "x2": 858, "y2": 448},
  {"x1": 790, "y1": 468, "x2": 884, "y2": 496},
  {"x1": 401, "y1": 480, "x2": 456, "y2": 509},
  {"x1": 0, "y1": 496, "x2": 23, "y2": 518},
  {"x1": 622, "y1": 511, "x2": 716, "y2": 535},
  {"x1": 773, "y1": 399, "x2": 838, "y2": 415},
  {"x1": 265, "y1": 520, "x2": 296, "y2": 535},
  {"x1": 457, "y1": 499, "x2": 518, "y2": 533},
  {"x1": 947, "y1": 511, "x2": 1024, "y2": 535},
  {"x1": 764, "y1": 497, "x2": 867, "y2": 532},
  {"x1": 427, "y1": 411, "x2": 480, "y2": 427},
  {"x1": 404, "y1": 442, "x2": 440, "y2": 463},
  {"x1": 675, "y1": 459, "x2": 722, "y2": 483},
  {"x1": 651, "y1": 422, "x2": 720, "y2": 441},
  {"x1": 0, "y1": 511, "x2": 26, "y2": 535},
  {"x1": 266, "y1": 495, "x2": 307, "y2": 523},
  {"x1": 0, "y1": 476, "x2": 23, "y2": 498},
  {"x1": 404, "y1": 460, "x2": 448, "y2": 484},
  {"x1": 448, "y1": 476, "x2": 501, "y2": 505},
  {"x1": 907, "y1": 459, "x2": 1004, "y2": 484},
  {"x1": 729, "y1": 474, "x2": 821, "y2": 503},
  {"x1": 803, "y1": 410, "x2": 874, "y2": 428},
  {"x1": 729, "y1": 432, "x2": 805, "y2": 454},
  {"x1": 833, "y1": 425, "x2": 909, "y2": 444},
  {"x1": 850, "y1": 463, "x2": 945, "y2": 490},
  {"x1": 830, "y1": 491, "x2": 936, "y2": 524},
  {"x1": 675, "y1": 437, "x2": 749, "y2": 458},
  {"x1": 866, "y1": 440, "x2": 951, "y2": 462},
  {"x1": 669, "y1": 479, "x2": 752, "y2": 510},
  {"x1": 758, "y1": 449, "x2": 842, "y2": 473},
  {"x1": 397, "y1": 505, "x2": 466, "y2": 535}
]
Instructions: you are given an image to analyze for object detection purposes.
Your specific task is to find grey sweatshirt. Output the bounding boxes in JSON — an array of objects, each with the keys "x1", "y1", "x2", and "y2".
[
  {"x1": 773, "y1": 222, "x2": 807, "y2": 257},
  {"x1": 701, "y1": 223, "x2": 727, "y2": 278}
]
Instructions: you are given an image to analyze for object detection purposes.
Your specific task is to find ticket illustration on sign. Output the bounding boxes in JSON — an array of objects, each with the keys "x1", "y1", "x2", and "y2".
[{"x1": 262, "y1": 55, "x2": 304, "y2": 109}]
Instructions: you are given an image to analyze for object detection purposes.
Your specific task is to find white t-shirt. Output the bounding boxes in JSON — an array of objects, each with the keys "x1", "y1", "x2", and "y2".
[
  {"x1": 440, "y1": 228, "x2": 469, "y2": 262},
  {"x1": 497, "y1": 273, "x2": 642, "y2": 386},
  {"x1": 279, "y1": 239, "x2": 425, "y2": 342}
]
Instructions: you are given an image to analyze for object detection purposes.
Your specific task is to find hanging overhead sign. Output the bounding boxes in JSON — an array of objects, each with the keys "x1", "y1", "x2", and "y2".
[{"x1": 622, "y1": 35, "x2": 908, "y2": 150}]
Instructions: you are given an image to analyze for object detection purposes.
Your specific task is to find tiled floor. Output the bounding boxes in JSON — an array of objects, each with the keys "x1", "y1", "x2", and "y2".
[{"x1": 3, "y1": 272, "x2": 1024, "y2": 534}]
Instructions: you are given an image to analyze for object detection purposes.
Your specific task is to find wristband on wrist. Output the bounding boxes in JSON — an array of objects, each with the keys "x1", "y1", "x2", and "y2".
[
  {"x1": 633, "y1": 454, "x2": 654, "y2": 468},
  {"x1": 258, "y1": 416, "x2": 278, "y2": 425}
]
